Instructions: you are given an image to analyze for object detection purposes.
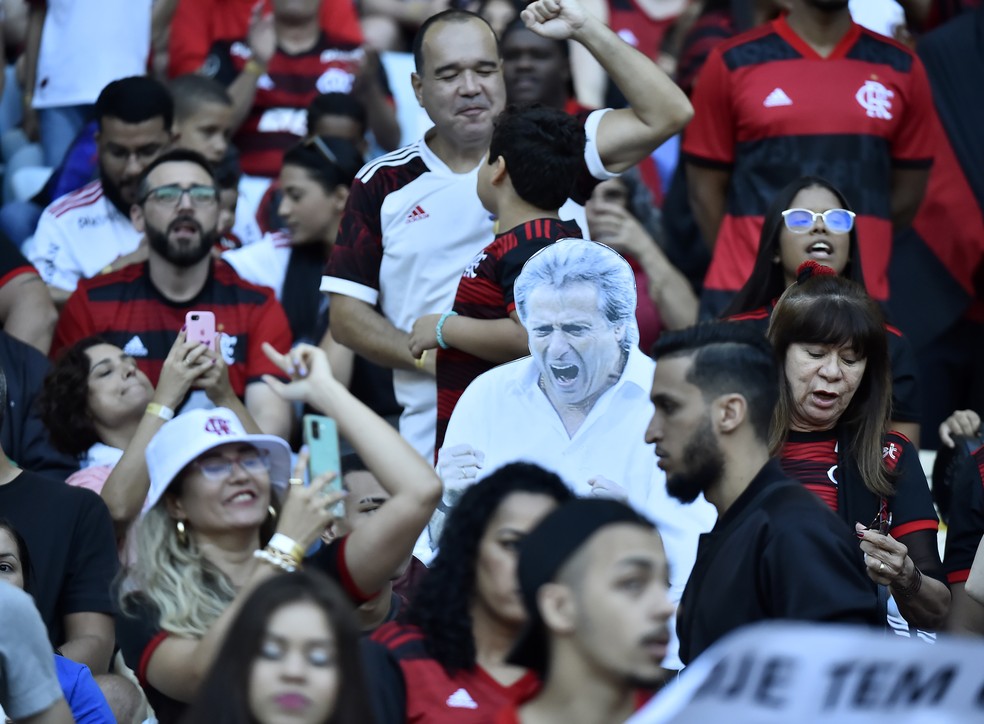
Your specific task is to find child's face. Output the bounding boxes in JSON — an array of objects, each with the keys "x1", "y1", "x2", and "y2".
[
  {"x1": 218, "y1": 188, "x2": 238, "y2": 235},
  {"x1": 175, "y1": 102, "x2": 234, "y2": 164}
]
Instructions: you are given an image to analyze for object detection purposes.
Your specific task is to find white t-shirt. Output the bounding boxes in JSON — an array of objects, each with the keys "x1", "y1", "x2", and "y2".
[
  {"x1": 222, "y1": 230, "x2": 293, "y2": 299},
  {"x1": 30, "y1": 181, "x2": 143, "y2": 293},
  {"x1": 321, "y1": 110, "x2": 616, "y2": 461},
  {"x1": 442, "y1": 347, "x2": 717, "y2": 669},
  {"x1": 31, "y1": 0, "x2": 152, "y2": 108}
]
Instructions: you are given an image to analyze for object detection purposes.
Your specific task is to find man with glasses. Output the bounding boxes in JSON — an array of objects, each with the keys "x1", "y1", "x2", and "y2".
[
  {"x1": 51, "y1": 150, "x2": 293, "y2": 440},
  {"x1": 647, "y1": 322, "x2": 882, "y2": 665},
  {"x1": 28, "y1": 76, "x2": 175, "y2": 306}
]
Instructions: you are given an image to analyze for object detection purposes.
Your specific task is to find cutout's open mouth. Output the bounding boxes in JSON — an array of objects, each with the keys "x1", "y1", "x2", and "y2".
[
  {"x1": 807, "y1": 241, "x2": 833, "y2": 255},
  {"x1": 551, "y1": 364, "x2": 579, "y2": 383}
]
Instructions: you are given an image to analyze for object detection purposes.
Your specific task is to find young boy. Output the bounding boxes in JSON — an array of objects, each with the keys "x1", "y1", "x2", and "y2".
[
  {"x1": 408, "y1": 105, "x2": 588, "y2": 455},
  {"x1": 169, "y1": 74, "x2": 234, "y2": 165}
]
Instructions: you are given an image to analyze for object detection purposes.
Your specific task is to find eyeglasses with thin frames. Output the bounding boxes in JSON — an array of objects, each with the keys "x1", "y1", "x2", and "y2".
[
  {"x1": 192, "y1": 450, "x2": 270, "y2": 481},
  {"x1": 141, "y1": 184, "x2": 219, "y2": 208}
]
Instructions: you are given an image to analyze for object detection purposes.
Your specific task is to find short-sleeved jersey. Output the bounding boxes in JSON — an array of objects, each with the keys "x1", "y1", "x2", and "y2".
[
  {"x1": 117, "y1": 536, "x2": 364, "y2": 724},
  {"x1": 323, "y1": 110, "x2": 614, "y2": 460},
  {"x1": 364, "y1": 622, "x2": 541, "y2": 724},
  {"x1": 434, "y1": 217, "x2": 583, "y2": 454},
  {"x1": 50, "y1": 260, "x2": 291, "y2": 396},
  {"x1": 683, "y1": 16, "x2": 934, "y2": 300},
  {"x1": 943, "y1": 443, "x2": 984, "y2": 584},
  {"x1": 607, "y1": 0, "x2": 680, "y2": 61},
  {"x1": 29, "y1": 181, "x2": 142, "y2": 293},
  {"x1": 203, "y1": 34, "x2": 366, "y2": 178},
  {"x1": 727, "y1": 303, "x2": 921, "y2": 423}
]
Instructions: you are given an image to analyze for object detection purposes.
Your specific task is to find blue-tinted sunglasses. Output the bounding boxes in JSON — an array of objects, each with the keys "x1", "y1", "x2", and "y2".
[{"x1": 782, "y1": 208, "x2": 856, "y2": 234}]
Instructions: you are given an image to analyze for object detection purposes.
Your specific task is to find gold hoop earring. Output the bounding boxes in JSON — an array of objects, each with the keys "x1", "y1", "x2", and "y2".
[{"x1": 175, "y1": 520, "x2": 188, "y2": 547}]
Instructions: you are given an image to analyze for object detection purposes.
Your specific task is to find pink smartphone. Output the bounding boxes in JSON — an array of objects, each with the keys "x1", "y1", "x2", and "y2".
[{"x1": 185, "y1": 311, "x2": 216, "y2": 350}]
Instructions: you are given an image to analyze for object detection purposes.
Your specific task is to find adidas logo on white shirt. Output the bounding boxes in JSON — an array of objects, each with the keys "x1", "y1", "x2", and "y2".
[
  {"x1": 763, "y1": 88, "x2": 793, "y2": 107},
  {"x1": 122, "y1": 335, "x2": 149, "y2": 357},
  {"x1": 446, "y1": 688, "x2": 478, "y2": 709}
]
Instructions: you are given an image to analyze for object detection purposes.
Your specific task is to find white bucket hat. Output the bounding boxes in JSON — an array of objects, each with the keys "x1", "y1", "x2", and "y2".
[{"x1": 142, "y1": 407, "x2": 291, "y2": 515}]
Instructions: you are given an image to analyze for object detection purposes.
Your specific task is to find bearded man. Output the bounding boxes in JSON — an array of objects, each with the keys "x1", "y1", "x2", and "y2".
[
  {"x1": 51, "y1": 150, "x2": 292, "y2": 439},
  {"x1": 647, "y1": 321, "x2": 882, "y2": 664}
]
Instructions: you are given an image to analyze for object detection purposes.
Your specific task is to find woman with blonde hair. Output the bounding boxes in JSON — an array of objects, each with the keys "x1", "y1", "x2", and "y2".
[{"x1": 116, "y1": 343, "x2": 442, "y2": 723}]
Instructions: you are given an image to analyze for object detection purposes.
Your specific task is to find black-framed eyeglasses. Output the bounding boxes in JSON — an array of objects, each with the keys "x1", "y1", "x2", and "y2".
[
  {"x1": 141, "y1": 184, "x2": 219, "y2": 208},
  {"x1": 868, "y1": 500, "x2": 893, "y2": 536},
  {"x1": 192, "y1": 449, "x2": 270, "y2": 481},
  {"x1": 781, "y1": 208, "x2": 856, "y2": 234}
]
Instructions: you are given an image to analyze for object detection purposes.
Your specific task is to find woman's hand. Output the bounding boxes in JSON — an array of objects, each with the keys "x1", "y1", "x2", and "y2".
[
  {"x1": 939, "y1": 409, "x2": 981, "y2": 448},
  {"x1": 409, "y1": 313, "x2": 441, "y2": 359},
  {"x1": 855, "y1": 522, "x2": 917, "y2": 588},
  {"x1": 275, "y1": 449, "x2": 346, "y2": 551},
  {"x1": 262, "y1": 342, "x2": 344, "y2": 411},
  {"x1": 155, "y1": 331, "x2": 213, "y2": 408},
  {"x1": 194, "y1": 338, "x2": 238, "y2": 406}
]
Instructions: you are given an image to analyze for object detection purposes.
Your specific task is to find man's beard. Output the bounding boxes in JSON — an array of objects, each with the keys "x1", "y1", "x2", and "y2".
[
  {"x1": 100, "y1": 168, "x2": 137, "y2": 217},
  {"x1": 146, "y1": 216, "x2": 216, "y2": 268},
  {"x1": 665, "y1": 415, "x2": 724, "y2": 504}
]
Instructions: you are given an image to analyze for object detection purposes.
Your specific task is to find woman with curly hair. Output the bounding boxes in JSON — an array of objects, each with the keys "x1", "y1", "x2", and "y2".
[
  {"x1": 37, "y1": 332, "x2": 256, "y2": 537},
  {"x1": 364, "y1": 462, "x2": 574, "y2": 724},
  {"x1": 182, "y1": 570, "x2": 373, "y2": 724},
  {"x1": 723, "y1": 175, "x2": 922, "y2": 446}
]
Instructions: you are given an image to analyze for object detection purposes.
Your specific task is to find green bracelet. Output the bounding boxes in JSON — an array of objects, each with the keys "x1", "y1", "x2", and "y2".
[{"x1": 436, "y1": 311, "x2": 458, "y2": 350}]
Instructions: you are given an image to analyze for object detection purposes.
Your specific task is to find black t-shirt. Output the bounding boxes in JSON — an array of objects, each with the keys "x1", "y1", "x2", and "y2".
[
  {"x1": 0, "y1": 469, "x2": 118, "y2": 646},
  {"x1": 116, "y1": 536, "x2": 361, "y2": 724}
]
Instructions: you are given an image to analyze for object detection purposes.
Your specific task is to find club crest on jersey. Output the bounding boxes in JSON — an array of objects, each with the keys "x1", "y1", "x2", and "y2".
[
  {"x1": 219, "y1": 333, "x2": 237, "y2": 365},
  {"x1": 855, "y1": 80, "x2": 894, "y2": 120}
]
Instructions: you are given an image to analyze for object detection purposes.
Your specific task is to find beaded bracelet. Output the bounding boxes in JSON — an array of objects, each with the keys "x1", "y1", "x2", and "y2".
[
  {"x1": 254, "y1": 547, "x2": 299, "y2": 573},
  {"x1": 891, "y1": 566, "x2": 923, "y2": 600}
]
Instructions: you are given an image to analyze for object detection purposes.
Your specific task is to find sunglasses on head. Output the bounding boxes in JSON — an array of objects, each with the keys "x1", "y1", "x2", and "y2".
[{"x1": 782, "y1": 208, "x2": 856, "y2": 234}]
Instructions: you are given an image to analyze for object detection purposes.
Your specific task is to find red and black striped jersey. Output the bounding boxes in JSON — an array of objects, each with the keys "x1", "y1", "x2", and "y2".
[
  {"x1": 434, "y1": 218, "x2": 582, "y2": 454},
  {"x1": 51, "y1": 260, "x2": 292, "y2": 396},
  {"x1": 683, "y1": 15, "x2": 935, "y2": 300},
  {"x1": 204, "y1": 33, "x2": 375, "y2": 177},
  {"x1": 943, "y1": 443, "x2": 984, "y2": 584}
]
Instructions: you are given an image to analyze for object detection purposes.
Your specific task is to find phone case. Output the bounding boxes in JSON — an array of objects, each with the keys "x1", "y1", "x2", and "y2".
[
  {"x1": 303, "y1": 414, "x2": 344, "y2": 516},
  {"x1": 185, "y1": 311, "x2": 216, "y2": 350}
]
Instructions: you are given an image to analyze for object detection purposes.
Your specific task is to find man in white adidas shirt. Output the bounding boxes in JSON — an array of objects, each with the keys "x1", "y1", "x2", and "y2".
[
  {"x1": 29, "y1": 76, "x2": 174, "y2": 306},
  {"x1": 323, "y1": 0, "x2": 692, "y2": 463}
]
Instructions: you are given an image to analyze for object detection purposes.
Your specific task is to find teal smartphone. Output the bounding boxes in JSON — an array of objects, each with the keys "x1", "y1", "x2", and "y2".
[{"x1": 302, "y1": 414, "x2": 344, "y2": 514}]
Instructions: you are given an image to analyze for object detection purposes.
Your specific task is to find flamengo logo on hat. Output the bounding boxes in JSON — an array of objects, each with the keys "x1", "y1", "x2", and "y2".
[
  {"x1": 204, "y1": 417, "x2": 234, "y2": 436},
  {"x1": 406, "y1": 205, "x2": 429, "y2": 223},
  {"x1": 446, "y1": 688, "x2": 478, "y2": 709},
  {"x1": 856, "y1": 80, "x2": 894, "y2": 120},
  {"x1": 763, "y1": 88, "x2": 793, "y2": 107}
]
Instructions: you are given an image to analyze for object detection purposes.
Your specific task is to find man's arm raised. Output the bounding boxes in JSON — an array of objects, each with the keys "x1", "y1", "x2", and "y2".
[{"x1": 522, "y1": 0, "x2": 693, "y2": 173}]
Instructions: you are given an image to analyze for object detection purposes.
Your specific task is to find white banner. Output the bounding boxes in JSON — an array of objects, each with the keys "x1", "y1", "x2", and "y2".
[{"x1": 630, "y1": 623, "x2": 984, "y2": 723}]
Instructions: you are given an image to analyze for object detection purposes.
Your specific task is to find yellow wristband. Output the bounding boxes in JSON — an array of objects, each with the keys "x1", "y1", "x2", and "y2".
[
  {"x1": 414, "y1": 349, "x2": 427, "y2": 370},
  {"x1": 244, "y1": 59, "x2": 267, "y2": 76},
  {"x1": 145, "y1": 403, "x2": 175, "y2": 421},
  {"x1": 267, "y1": 533, "x2": 305, "y2": 565}
]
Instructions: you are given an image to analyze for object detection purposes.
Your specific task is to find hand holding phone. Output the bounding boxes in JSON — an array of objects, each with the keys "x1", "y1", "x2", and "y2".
[
  {"x1": 185, "y1": 311, "x2": 216, "y2": 350},
  {"x1": 303, "y1": 414, "x2": 344, "y2": 516}
]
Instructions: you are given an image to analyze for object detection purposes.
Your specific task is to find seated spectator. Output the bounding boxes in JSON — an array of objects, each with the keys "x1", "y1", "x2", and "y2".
[
  {"x1": 38, "y1": 334, "x2": 259, "y2": 537},
  {"x1": 0, "y1": 365, "x2": 138, "y2": 720},
  {"x1": 169, "y1": 74, "x2": 235, "y2": 166},
  {"x1": 0, "y1": 232, "x2": 57, "y2": 354},
  {"x1": 223, "y1": 136, "x2": 364, "y2": 345},
  {"x1": 117, "y1": 341, "x2": 440, "y2": 723},
  {"x1": 213, "y1": 149, "x2": 246, "y2": 251},
  {"x1": 0, "y1": 520, "x2": 115, "y2": 723},
  {"x1": 724, "y1": 176, "x2": 922, "y2": 446},
  {"x1": 201, "y1": 0, "x2": 398, "y2": 185},
  {"x1": 409, "y1": 105, "x2": 586, "y2": 456},
  {"x1": 769, "y1": 263, "x2": 950, "y2": 631},
  {"x1": 0, "y1": 583, "x2": 74, "y2": 724},
  {"x1": 585, "y1": 170, "x2": 698, "y2": 349},
  {"x1": 167, "y1": 0, "x2": 363, "y2": 79},
  {"x1": 28, "y1": 77, "x2": 174, "y2": 306},
  {"x1": 181, "y1": 570, "x2": 374, "y2": 724},
  {"x1": 1, "y1": 328, "x2": 79, "y2": 480},
  {"x1": 363, "y1": 463, "x2": 574, "y2": 724},
  {"x1": 51, "y1": 149, "x2": 294, "y2": 439}
]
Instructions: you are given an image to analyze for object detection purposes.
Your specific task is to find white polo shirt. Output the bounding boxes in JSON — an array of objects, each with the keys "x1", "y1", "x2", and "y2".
[{"x1": 30, "y1": 181, "x2": 142, "y2": 293}]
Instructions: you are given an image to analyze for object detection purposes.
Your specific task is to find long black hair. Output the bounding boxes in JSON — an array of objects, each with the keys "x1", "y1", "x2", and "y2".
[
  {"x1": 182, "y1": 570, "x2": 373, "y2": 724},
  {"x1": 724, "y1": 176, "x2": 862, "y2": 317},
  {"x1": 404, "y1": 463, "x2": 573, "y2": 674}
]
